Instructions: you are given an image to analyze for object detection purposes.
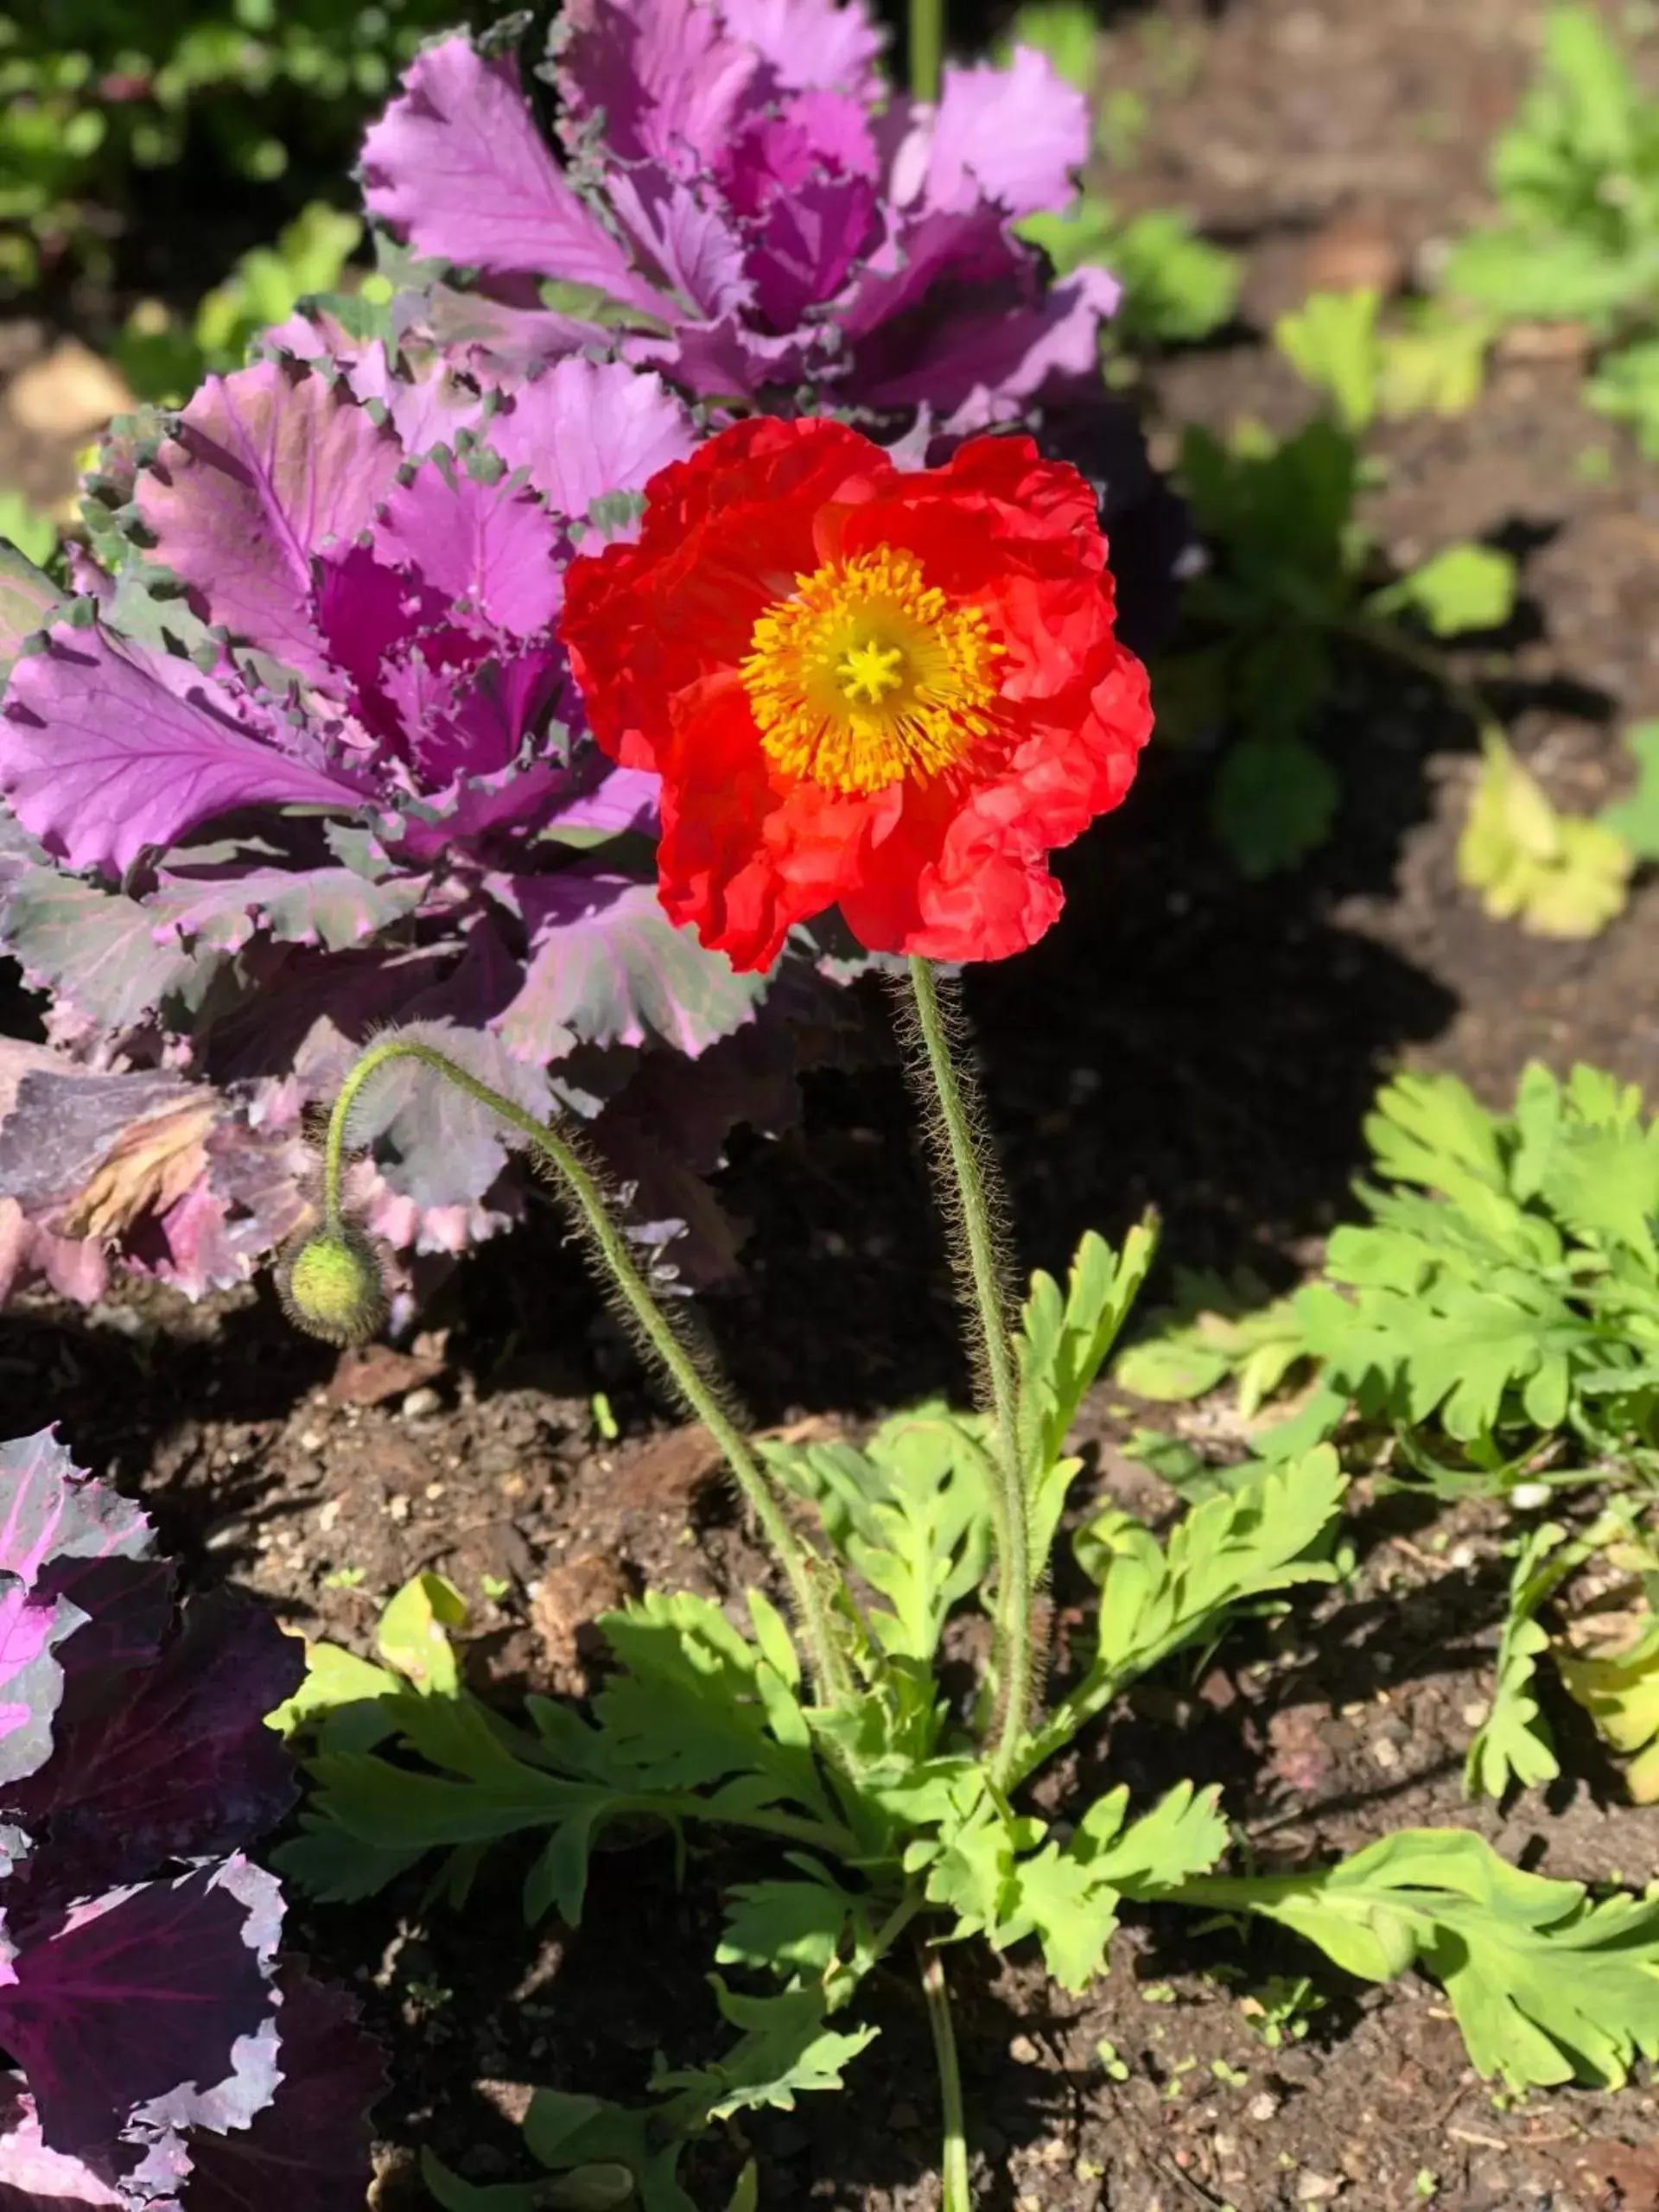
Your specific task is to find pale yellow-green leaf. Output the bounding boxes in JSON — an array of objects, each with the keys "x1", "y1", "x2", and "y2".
[
  {"x1": 377, "y1": 1570, "x2": 467, "y2": 1694},
  {"x1": 1459, "y1": 735, "x2": 1630, "y2": 938},
  {"x1": 1559, "y1": 1618, "x2": 1659, "y2": 1802}
]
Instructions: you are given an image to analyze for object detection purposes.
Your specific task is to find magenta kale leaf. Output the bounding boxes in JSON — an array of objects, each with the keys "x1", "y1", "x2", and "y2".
[
  {"x1": 0, "y1": 1431, "x2": 381, "y2": 2212},
  {"x1": 0, "y1": 343, "x2": 844, "y2": 1304},
  {"x1": 362, "y1": 2, "x2": 1118, "y2": 429}
]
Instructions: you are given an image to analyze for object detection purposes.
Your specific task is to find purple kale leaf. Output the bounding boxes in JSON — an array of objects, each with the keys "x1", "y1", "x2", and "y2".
[
  {"x1": 0, "y1": 343, "x2": 842, "y2": 1304},
  {"x1": 0, "y1": 1431, "x2": 381, "y2": 2211},
  {"x1": 361, "y1": 3, "x2": 1118, "y2": 429}
]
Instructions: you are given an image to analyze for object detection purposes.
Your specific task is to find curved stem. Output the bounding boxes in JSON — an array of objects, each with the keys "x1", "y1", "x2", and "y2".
[
  {"x1": 322, "y1": 1040, "x2": 848, "y2": 1702},
  {"x1": 919, "y1": 1942, "x2": 972, "y2": 2212},
  {"x1": 1338, "y1": 613, "x2": 1505, "y2": 746},
  {"x1": 909, "y1": 0, "x2": 943, "y2": 101},
  {"x1": 903, "y1": 959, "x2": 1032, "y2": 1786}
]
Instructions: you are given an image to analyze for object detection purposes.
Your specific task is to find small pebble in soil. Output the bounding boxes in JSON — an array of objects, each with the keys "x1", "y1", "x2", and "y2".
[
  {"x1": 298, "y1": 1428, "x2": 322, "y2": 1452},
  {"x1": 387, "y1": 1493, "x2": 410, "y2": 1523},
  {"x1": 1371, "y1": 1737, "x2": 1401, "y2": 1770},
  {"x1": 402, "y1": 1386, "x2": 442, "y2": 1421},
  {"x1": 1296, "y1": 2177, "x2": 1344, "y2": 2204},
  {"x1": 1248, "y1": 2092, "x2": 1280, "y2": 2122},
  {"x1": 1008, "y1": 2035, "x2": 1039, "y2": 2064}
]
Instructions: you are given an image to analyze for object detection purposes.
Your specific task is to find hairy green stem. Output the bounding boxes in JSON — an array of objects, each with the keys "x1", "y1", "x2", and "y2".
[
  {"x1": 322, "y1": 1039, "x2": 848, "y2": 1701},
  {"x1": 902, "y1": 959, "x2": 1032, "y2": 1786},
  {"x1": 908, "y1": 0, "x2": 943, "y2": 101},
  {"x1": 919, "y1": 1943, "x2": 971, "y2": 2212}
]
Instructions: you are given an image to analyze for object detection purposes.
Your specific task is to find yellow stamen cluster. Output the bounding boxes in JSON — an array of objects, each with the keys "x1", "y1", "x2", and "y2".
[{"x1": 740, "y1": 546, "x2": 1002, "y2": 794}]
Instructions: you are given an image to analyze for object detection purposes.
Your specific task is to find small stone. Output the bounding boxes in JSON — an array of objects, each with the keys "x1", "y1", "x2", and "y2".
[
  {"x1": 402, "y1": 1386, "x2": 442, "y2": 1421},
  {"x1": 387, "y1": 1493, "x2": 411, "y2": 1524},
  {"x1": 1248, "y1": 2092, "x2": 1280, "y2": 2123},
  {"x1": 1008, "y1": 2034, "x2": 1040, "y2": 2065},
  {"x1": 1296, "y1": 2175, "x2": 1343, "y2": 2204},
  {"x1": 1461, "y1": 1700, "x2": 1490, "y2": 1729},
  {"x1": 1370, "y1": 1737, "x2": 1401, "y2": 1770},
  {"x1": 9, "y1": 340, "x2": 133, "y2": 438},
  {"x1": 424, "y1": 1480, "x2": 446, "y2": 1500},
  {"x1": 316, "y1": 1498, "x2": 341, "y2": 1534},
  {"x1": 298, "y1": 1429, "x2": 323, "y2": 1453}
]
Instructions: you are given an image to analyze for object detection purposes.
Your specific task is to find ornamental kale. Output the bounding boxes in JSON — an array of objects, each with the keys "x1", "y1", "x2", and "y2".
[
  {"x1": 360, "y1": 0, "x2": 1119, "y2": 429},
  {"x1": 0, "y1": 1427, "x2": 383, "y2": 2209},
  {"x1": 0, "y1": 345, "x2": 842, "y2": 1305}
]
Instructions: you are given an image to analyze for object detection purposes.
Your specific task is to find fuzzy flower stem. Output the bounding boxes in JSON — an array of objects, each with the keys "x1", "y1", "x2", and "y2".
[
  {"x1": 919, "y1": 1942, "x2": 972, "y2": 2212},
  {"x1": 901, "y1": 959, "x2": 1032, "y2": 1787},
  {"x1": 321, "y1": 1039, "x2": 847, "y2": 1702},
  {"x1": 909, "y1": 0, "x2": 944, "y2": 102}
]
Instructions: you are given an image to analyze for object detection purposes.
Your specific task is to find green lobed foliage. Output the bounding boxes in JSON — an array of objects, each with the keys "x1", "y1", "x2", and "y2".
[
  {"x1": 1440, "y1": 3, "x2": 1659, "y2": 454},
  {"x1": 1159, "y1": 408, "x2": 1516, "y2": 880},
  {"x1": 1121, "y1": 1059, "x2": 1659, "y2": 1481},
  {"x1": 273, "y1": 1218, "x2": 1659, "y2": 2208},
  {"x1": 0, "y1": 0, "x2": 467, "y2": 288}
]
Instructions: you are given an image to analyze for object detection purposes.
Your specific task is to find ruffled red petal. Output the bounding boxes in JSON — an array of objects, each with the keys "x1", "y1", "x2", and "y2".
[{"x1": 559, "y1": 416, "x2": 1153, "y2": 970}]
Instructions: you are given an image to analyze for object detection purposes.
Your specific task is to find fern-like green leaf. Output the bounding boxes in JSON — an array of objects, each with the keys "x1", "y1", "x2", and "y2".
[{"x1": 1183, "y1": 1827, "x2": 1659, "y2": 2089}]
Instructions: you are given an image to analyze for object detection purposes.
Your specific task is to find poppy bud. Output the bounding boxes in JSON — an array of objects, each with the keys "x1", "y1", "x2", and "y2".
[{"x1": 276, "y1": 1223, "x2": 390, "y2": 1346}]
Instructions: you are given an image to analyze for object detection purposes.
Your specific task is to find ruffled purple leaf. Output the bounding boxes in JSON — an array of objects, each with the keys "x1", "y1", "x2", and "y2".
[
  {"x1": 542, "y1": 761, "x2": 659, "y2": 840},
  {"x1": 553, "y1": 0, "x2": 757, "y2": 171},
  {"x1": 362, "y1": 38, "x2": 660, "y2": 312},
  {"x1": 135, "y1": 365, "x2": 402, "y2": 684},
  {"x1": 0, "y1": 1601, "x2": 66, "y2": 1795},
  {"x1": 0, "y1": 1433, "x2": 162, "y2": 1791},
  {"x1": 482, "y1": 359, "x2": 693, "y2": 527},
  {"x1": 370, "y1": 464, "x2": 563, "y2": 638},
  {"x1": 896, "y1": 49, "x2": 1090, "y2": 220},
  {"x1": 0, "y1": 1859, "x2": 281, "y2": 2164},
  {"x1": 491, "y1": 870, "x2": 766, "y2": 1060},
  {"x1": 0, "y1": 625, "x2": 364, "y2": 878},
  {"x1": 0, "y1": 1433, "x2": 153, "y2": 1605},
  {"x1": 6, "y1": 1592, "x2": 302, "y2": 1896},
  {"x1": 178, "y1": 1969, "x2": 385, "y2": 2212},
  {"x1": 366, "y1": 2, "x2": 1113, "y2": 421},
  {"x1": 715, "y1": 0, "x2": 884, "y2": 93}
]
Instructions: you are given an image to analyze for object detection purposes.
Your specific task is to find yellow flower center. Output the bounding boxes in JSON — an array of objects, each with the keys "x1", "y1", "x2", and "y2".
[{"x1": 740, "y1": 546, "x2": 1002, "y2": 794}]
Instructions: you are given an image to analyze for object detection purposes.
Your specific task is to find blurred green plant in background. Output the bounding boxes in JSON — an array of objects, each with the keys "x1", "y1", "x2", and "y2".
[
  {"x1": 111, "y1": 198, "x2": 364, "y2": 401},
  {"x1": 0, "y1": 0, "x2": 470, "y2": 292}
]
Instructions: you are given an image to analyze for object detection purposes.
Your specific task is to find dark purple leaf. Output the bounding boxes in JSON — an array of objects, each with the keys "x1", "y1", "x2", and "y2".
[
  {"x1": 0, "y1": 2081, "x2": 122, "y2": 2209},
  {"x1": 180, "y1": 1968, "x2": 384, "y2": 2212},
  {"x1": 5, "y1": 1593, "x2": 302, "y2": 1893},
  {"x1": 0, "y1": 1594, "x2": 67, "y2": 1791},
  {"x1": 0, "y1": 1859, "x2": 281, "y2": 2163},
  {"x1": 0, "y1": 1435, "x2": 165, "y2": 1789},
  {"x1": 0, "y1": 1428, "x2": 150, "y2": 1613}
]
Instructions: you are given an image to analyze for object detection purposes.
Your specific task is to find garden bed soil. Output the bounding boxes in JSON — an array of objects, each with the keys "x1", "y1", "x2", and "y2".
[{"x1": 9, "y1": 1, "x2": 1659, "y2": 2207}]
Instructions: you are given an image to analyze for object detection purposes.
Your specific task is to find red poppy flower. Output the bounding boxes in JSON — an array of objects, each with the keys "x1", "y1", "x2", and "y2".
[{"x1": 560, "y1": 416, "x2": 1152, "y2": 971}]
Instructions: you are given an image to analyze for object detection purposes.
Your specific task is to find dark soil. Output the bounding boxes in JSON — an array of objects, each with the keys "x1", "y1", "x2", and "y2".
[{"x1": 10, "y1": 1, "x2": 1659, "y2": 2208}]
